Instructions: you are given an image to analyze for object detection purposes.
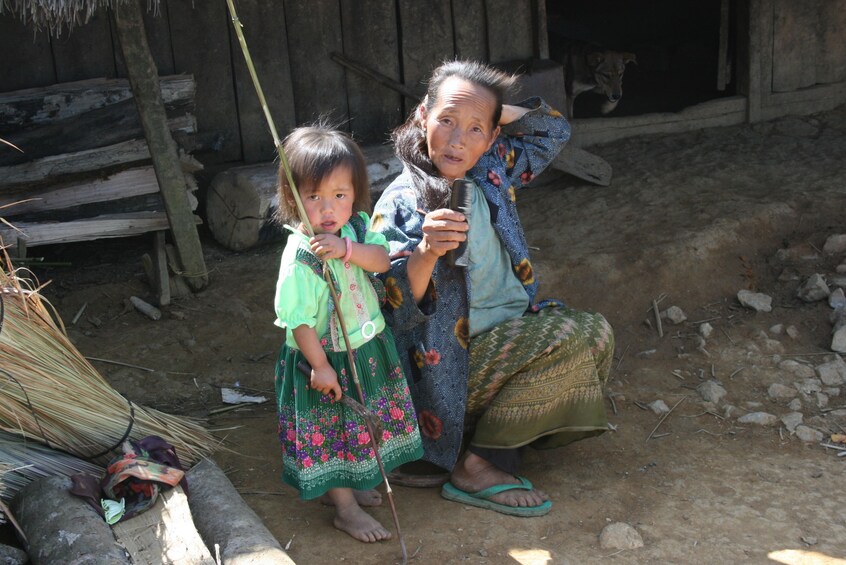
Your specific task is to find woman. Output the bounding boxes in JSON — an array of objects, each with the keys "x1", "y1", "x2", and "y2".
[{"x1": 371, "y1": 60, "x2": 614, "y2": 516}]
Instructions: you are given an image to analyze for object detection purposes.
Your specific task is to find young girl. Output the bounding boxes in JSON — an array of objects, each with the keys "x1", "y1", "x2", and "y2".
[{"x1": 273, "y1": 125, "x2": 423, "y2": 543}]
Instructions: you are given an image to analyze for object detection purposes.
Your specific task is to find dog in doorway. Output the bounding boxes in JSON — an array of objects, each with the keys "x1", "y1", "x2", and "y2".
[{"x1": 552, "y1": 40, "x2": 637, "y2": 120}]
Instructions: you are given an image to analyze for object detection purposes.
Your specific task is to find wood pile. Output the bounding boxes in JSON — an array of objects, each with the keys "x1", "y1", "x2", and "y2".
[{"x1": 0, "y1": 75, "x2": 202, "y2": 251}]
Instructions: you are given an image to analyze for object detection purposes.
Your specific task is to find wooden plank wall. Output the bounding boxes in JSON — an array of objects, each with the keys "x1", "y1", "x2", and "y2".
[{"x1": 771, "y1": 0, "x2": 846, "y2": 92}]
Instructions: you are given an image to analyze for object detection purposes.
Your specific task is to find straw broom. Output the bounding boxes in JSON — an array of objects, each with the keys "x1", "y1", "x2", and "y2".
[{"x1": 0, "y1": 247, "x2": 218, "y2": 467}]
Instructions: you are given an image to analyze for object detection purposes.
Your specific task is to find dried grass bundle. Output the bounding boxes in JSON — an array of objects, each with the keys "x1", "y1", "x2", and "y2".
[
  {"x1": 0, "y1": 249, "x2": 218, "y2": 468},
  {"x1": 0, "y1": 431, "x2": 103, "y2": 524},
  {"x1": 0, "y1": 0, "x2": 161, "y2": 36}
]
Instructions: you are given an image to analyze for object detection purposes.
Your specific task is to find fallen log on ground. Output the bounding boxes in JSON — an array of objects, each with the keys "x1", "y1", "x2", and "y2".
[
  {"x1": 12, "y1": 475, "x2": 131, "y2": 564},
  {"x1": 187, "y1": 458, "x2": 296, "y2": 565}
]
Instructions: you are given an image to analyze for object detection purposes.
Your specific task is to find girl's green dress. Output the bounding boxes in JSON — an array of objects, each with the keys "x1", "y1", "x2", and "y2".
[{"x1": 274, "y1": 212, "x2": 423, "y2": 499}]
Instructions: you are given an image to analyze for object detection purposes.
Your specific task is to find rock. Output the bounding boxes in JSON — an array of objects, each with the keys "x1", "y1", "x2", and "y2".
[
  {"x1": 830, "y1": 288, "x2": 846, "y2": 309},
  {"x1": 815, "y1": 392, "x2": 829, "y2": 408},
  {"x1": 775, "y1": 243, "x2": 819, "y2": 263},
  {"x1": 778, "y1": 359, "x2": 816, "y2": 379},
  {"x1": 833, "y1": 307, "x2": 846, "y2": 332},
  {"x1": 599, "y1": 522, "x2": 644, "y2": 550},
  {"x1": 699, "y1": 322, "x2": 714, "y2": 338},
  {"x1": 837, "y1": 262, "x2": 846, "y2": 274},
  {"x1": 781, "y1": 412, "x2": 803, "y2": 432},
  {"x1": 648, "y1": 399, "x2": 670, "y2": 415},
  {"x1": 816, "y1": 357, "x2": 846, "y2": 386},
  {"x1": 738, "y1": 412, "x2": 778, "y2": 426},
  {"x1": 737, "y1": 290, "x2": 773, "y2": 312},
  {"x1": 768, "y1": 383, "x2": 798, "y2": 399},
  {"x1": 823, "y1": 234, "x2": 846, "y2": 254},
  {"x1": 661, "y1": 306, "x2": 687, "y2": 324},
  {"x1": 778, "y1": 268, "x2": 801, "y2": 281},
  {"x1": 0, "y1": 544, "x2": 27, "y2": 565},
  {"x1": 831, "y1": 275, "x2": 846, "y2": 289},
  {"x1": 723, "y1": 404, "x2": 742, "y2": 419},
  {"x1": 763, "y1": 338, "x2": 784, "y2": 353},
  {"x1": 833, "y1": 326, "x2": 846, "y2": 354},
  {"x1": 743, "y1": 400, "x2": 764, "y2": 410},
  {"x1": 797, "y1": 274, "x2": 830, "y2": 302},
  {"x1": 769, "y1": 324, "x2": 784, "y2": 335},
  {"x1": 697, "y1": 380, "x2": 727, "y2": 404},
  {"x1": 786, "y1": 325, "x2": 800, "y2": 340},
  {"x1": 823, "y1": 387, "x2": 840, "y2": 397},
  {"x1": 794, "y1": 378, "x2": 823, "y2": 395},
  {"x1": 794, "y1": 425, "x2": 824, "y2": 442},
  {"x1": 787, "y1": 398, "x2": 803, "y2": 411}
]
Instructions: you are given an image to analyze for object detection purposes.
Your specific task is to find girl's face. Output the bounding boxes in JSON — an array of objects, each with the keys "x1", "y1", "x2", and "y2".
[
  {"x1": 420, "y1": 76, "x2": 501, "y2": 182},
  {"x1": 300, "y1": 165, "x2": 355, "y2": 235}
]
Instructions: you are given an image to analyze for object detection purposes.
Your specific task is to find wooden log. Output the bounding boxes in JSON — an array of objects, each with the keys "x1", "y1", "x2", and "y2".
[
  {"x1": 11, "y1": 475, "x2": 132, "y2": 564},
  {"x1": 551, "y1": 144, "x2": 612, "y2": 186},
  {"x1": 206, "y1": 146, "x2": 401, "y2": 251},
  {"x1": 0, "y1": 99, "x2": 196, "y2": 167},
  {"x1": 112, "y1": 486, "x2": 215, "y2": 564},
  {"x1": 0, "y1": 139, "x2": 203, "y2": 191},
  {"x1": 0, "y1": 75, "x2": 195, "y2": 131},
  {"x1": 0, "y1": 211, "x2": 201, "y2": 249},
  {"x1": 114, "y1": 0, "x2": 208, "y2": 291},
  {"x1": 186, "y1": 459, "x2": 296, "y2": 565}
]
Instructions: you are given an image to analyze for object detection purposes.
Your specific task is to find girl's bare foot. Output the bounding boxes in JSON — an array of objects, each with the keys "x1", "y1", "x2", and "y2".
[
  {"x1": 320, "y1": 488, "x2": 382, "y2": 507},
  {"x1": 449, "y1": 452, "x2": 550, "y2": 508},
  {"x1": 326, "y1": 488, "x2": 391, "y2": 543}
]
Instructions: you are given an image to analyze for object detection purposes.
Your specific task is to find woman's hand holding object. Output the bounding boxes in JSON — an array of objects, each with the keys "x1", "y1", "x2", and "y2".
[{"x1": 419, "y1": 209, "x2": 468, "y2": 258}]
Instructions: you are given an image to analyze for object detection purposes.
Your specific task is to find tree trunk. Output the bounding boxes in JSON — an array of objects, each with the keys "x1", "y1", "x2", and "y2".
[{"x1": 113, "y1": 1, "x2": 208, "y2": 291}]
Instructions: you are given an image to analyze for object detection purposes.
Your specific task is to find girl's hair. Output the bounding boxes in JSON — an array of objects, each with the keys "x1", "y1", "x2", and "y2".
[
  {"x1": 276, "y1": 124, "x2": 371, "y2": 224},
  {"x1": 392, "y1": 60, "x2": 517, "y2": 210}
]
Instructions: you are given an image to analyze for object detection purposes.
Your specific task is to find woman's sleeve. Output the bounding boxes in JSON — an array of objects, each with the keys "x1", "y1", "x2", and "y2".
[
  {"x1": 491, "y1": 96, "x2": 571, "y2": 189},
  {"x1": 274, "y1": 260, "x2": 324, "y2": 330},
  {"x1": 371, "y1": 187, "x2": 436, "y2": 332}
]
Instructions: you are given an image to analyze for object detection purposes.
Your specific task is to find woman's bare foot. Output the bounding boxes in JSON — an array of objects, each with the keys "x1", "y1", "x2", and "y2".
[
  {"x1": 325, "y1": 488, "x2": 392, "y2": 542},
  {"x1": 449, "y1": 451, "x2": 550, "y2": 508},
  {"x1": 320, "y1": 488, "x2": 382, "y2": 507}
]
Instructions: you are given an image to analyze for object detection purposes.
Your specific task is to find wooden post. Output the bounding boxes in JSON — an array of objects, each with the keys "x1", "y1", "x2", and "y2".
[{"x1": 112, "y1": 1, "x2": 208, "y2": 290}]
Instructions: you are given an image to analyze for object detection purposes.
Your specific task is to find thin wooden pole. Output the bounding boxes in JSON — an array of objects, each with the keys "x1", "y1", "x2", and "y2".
[
  {"x1": 224, "y1": 2, "x2": 407, "y2": 562},
  {"x1": 112, "y1": 1, "x2": 208, "y2": 291}
]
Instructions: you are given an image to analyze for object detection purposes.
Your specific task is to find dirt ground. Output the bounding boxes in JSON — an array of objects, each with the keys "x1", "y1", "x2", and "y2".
[{"x1": 7, "y1": 104, "x2": 846, "y2": 564}]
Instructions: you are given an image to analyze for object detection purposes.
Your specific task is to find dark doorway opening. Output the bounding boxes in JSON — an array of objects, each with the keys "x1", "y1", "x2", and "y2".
[{"x1": 547, "y1": 0, "x2": 737, "y2": 118}]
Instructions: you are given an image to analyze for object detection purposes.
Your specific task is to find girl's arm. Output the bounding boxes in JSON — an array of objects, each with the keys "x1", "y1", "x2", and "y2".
[
  {"x1": 291, "y1": 324, "x2": 342, "y2": 400},
  {"x1": 309, "y1": 234, "x2": 390, "y2": 273}
]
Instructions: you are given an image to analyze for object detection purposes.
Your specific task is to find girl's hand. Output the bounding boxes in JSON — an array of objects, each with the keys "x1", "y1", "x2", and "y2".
[
  {"x1": 309, "y1": 364, "x2": 343, "y2": 400},
  {"x1": 419, "y1": 208, "x2": 468, "y2": 258},
  {"x1": 310, "y1": 234, "x2": 345, "y2": 260}
]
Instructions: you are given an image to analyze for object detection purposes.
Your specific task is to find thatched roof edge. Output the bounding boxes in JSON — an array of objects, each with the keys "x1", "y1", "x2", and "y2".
[{"x1": 0, "y1": 0, "x2": 161, "y2": 36}]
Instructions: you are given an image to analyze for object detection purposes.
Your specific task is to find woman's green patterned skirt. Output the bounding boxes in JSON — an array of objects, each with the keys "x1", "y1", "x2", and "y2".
[{"x1": 466, "y1": 307, "x2": 614, "y2": 449}]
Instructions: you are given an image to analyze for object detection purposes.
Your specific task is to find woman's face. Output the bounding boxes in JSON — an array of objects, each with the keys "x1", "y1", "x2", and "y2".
[{"x1": 421, "y1": 76, "x2": 500, "y2": 182}]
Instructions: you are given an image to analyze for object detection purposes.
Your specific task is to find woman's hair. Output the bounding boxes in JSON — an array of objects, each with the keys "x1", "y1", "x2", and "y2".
[
  {"x1": 276, "y1": 124, "x2": 371, "y2": 224},
  {"x1": 392, "y1": 60, "x2": 517, "y2": 210}
]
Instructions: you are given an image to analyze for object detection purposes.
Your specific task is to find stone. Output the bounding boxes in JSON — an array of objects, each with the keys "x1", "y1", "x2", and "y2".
[
  {"x1": 781, "y1": 412, "x2": 803, "y2": 432},
  {"x1": 737, "y1": 290, "x2": 773, "y2": 312},
  {"x1": 831, "y1": 275, "x2": 846, "y2": 289},
  {"x1": 723, "y1": 404, "x2": 742, "y2": 419},
  {"x1": 778, "y1": 359, "x2": 816, "y2": 379},
  {"x1": 797, "y1": 274, "x2": 830, "y2": 302},
  {"x1": 816, "y1": 357, "x2": 846, "y2": 386},
  {"x1": 737, "y1": 412, "x2": 778, "y2": 426},
  {"x1": 786, "y1": 325, "x2": 800, "y2": 340},
  {"x1": 833, "y1": 326, "x2": 846, "y2": 354},
  {"x1": 823, "y1": 387, "x2": 840, "y2": 397},
  {"x1": 699, "y1": 322, "x2": 714, "y2": 338},
  {"x1": 769, "y1": 324, "x2": 784, "y2": 335},
  {"x1": 837, "y1": 262, "x2": 846, "y2": 274},
  {"x1": 787, "y1": 398, "x2": 803, "y2": 411},
  {"x1": 648, "y1": 399, "x2": 670, "y2": 415},
  {"x1": 830, "y1": 288, "x2": 846, "y2": 309},
  {"x1": 768, "y1": 383, "x2": 798, "y2": 399},
  {"x1": 0, "y1": 544, "x2": 27, "y2": 565},
  {"x1": 823, "y1": 234, "x2": 846, "y2": 254},
  {"x1": 815, "y1": 392, "x2": 829, "y2": 408},
  {"x1": 662, "y1": 306, "x2": 687, "y2": 324},
  {"x1": 794, "y1": 425, "x2": 824, "y2": 442},
  {"x1": 697, "y1": 380, "x2": 727, "y2": 404},
  {"x1": 794, "y1": 378, "x2": 822, "y2": 395},
  {"x1": 599, "y1": 522, "x2": 644, "y2": 550}
]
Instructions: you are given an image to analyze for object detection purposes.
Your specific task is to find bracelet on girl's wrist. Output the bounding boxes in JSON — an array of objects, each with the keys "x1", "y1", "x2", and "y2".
[{"x1": 342, "y1": 237, "x2": 352, "y2": 263}]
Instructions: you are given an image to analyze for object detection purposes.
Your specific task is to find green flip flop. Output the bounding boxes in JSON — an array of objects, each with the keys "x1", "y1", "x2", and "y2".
[{"x1": 440, "y1": 476, "x2": 552, "y2": 517}]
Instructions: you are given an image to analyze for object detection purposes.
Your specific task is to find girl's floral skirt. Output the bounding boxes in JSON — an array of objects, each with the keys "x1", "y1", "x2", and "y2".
[{"x1": 275, "y1": 327, "x2": 423, "y2": 500}]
